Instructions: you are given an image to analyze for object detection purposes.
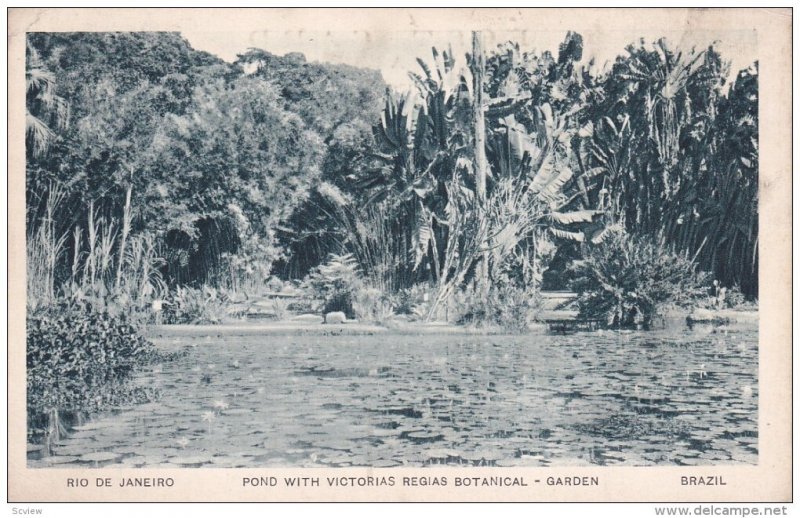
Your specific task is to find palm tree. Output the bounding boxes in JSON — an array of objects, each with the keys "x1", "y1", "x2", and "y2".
[{"x1": 26, "y1": 42, "x2": 68, "y2": 158}]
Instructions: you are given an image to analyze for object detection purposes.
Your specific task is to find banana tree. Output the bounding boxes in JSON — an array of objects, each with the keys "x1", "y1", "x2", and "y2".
[
  {"x1": 363, "y1": 33, "x2": 612, "y2": 319},
  {"x1": 585, "y1": 39, "x2": 757, "y2": 297}
]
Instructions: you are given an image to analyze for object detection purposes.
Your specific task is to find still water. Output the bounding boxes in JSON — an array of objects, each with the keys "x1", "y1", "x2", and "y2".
[{"x1": 31, "y1": 325, "x2": 758, "y2": 468}]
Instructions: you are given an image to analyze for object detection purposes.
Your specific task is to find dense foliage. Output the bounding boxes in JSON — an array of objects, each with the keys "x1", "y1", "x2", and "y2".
[
  {"x1": 299, "y1": 253, "x2": 363, "y2": 318},
  {"x1": 26, "y1": 32, "x2": 385, "y2": 297},
  {"x1": 587, "y1": 44, "x2": 759, "y2": 297},
  {"x1": 569, "y1": 231, "x2": 709, "y2": 328},
  {"x1": 25, "y1": 31, "x2": 758, "y2": 326},
  {"x1": 453, "y1": 285, "x2": 540, "y2": 333},
  {"x1": 27, "y1": 299, "x2": 163, "y2": 439},
  {"x1": 161, "y1": 285, "x2": 231, "y2": 325}
]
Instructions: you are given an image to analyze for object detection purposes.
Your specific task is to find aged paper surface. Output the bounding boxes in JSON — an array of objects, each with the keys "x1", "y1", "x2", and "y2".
[{"x1": 8, "y1": 7, "x2": 791, "y2": 502}]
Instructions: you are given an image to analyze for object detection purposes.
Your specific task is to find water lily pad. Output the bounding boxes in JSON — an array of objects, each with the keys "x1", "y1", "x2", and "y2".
[
  {"x1": 79, "y1": 451, "x2": 121, "y2": 463},
  {"x1": 137, "y1": 447, "x2": 181, "y2": 458},
  {"x1": 72, "y1": 421, "x2": 115, "y2": 432},
  {"x1": 730, "y1": 451, "x2": 757, "y2": 464},
  {"x1": 496, "y1": 457, "x2": 542, "y2": 467},
  {"x1": 170, "y1": 455, "x2": 212, "y2": 466},
  {"x1": 425, "y1": 448, "x2": 460, "y2": 459},
  {"x1": 232, "y1": 450, "x2": 268, "y2": 458},
  {"x1": 119, "y1": 456, "x2": 154, "y2": 466},
  {"x1": 53, "y1": 445, "x2": 95, "y2": 457},
  {"x1": 41, "y1": 455, "x2": 81, "y2": 465},
  {"x1": 262, "y1": 457, "x2": 288, "y2": 466},
  {"x1": 403, "y1": 431, "x2": 444, "y2": 444},
  {"x1": 66, "y1": 430, "x2": 98, "y2": 440},
  {"x1": 221, "y1": 408, "x2": 251, "y2": 416},
  {"x1": 370, "y1": 459, "x2": 401, "y2": 468},
  {"x1": 284, "y1": 448, "x2": 307, "y2": 455},
  {"x1": 319, "y1": 440, "x2": 353, "y2": 452},
  {"x1": 210, "y1": 455, "x2": 242, "y2": 466},
  {"x1": 325, "y1": 457, "x2": 353, "y2": 466},
  {"x1": 369, "y1": 428, "x2": 399, "y2": 437}
]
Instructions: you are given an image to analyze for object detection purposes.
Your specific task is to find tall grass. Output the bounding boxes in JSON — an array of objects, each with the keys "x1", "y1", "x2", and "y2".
[
  {"x1": 27, "y1": 184, "x2": 68, "y2": 306},
  {"x1": 315, "y1": 182, "x2": 415, "y2": 295},
  {"x1": 342, "y1": 204, "x2": 414, "y2": 294},
  {"x1": 125, "y1": 234, "x2": 166, "y2": 305},
  {"x1": 28, "y1": 182, "x2": 166, "y2": 317},
  {"x1": 114, "y1": 183, "x2": 132, "y2": 291}
]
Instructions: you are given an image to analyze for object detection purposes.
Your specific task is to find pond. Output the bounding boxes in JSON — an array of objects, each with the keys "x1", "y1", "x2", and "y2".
[{"x1": 30, "y1": 324, "x2": 758, "y2": 468}]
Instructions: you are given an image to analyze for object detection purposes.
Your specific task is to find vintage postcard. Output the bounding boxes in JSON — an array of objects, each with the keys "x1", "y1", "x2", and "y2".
[{"x1": 7, "y1": 7, "x2": 792, "y2": 503}]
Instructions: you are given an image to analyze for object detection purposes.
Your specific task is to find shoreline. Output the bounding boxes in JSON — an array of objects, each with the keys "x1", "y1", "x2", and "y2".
[
  {"x1": 145, "y1": 308, "x2": 759, "y2": 339},
  {"x1": 145, "y1": 321, "x2": 536, "y2": 338}
]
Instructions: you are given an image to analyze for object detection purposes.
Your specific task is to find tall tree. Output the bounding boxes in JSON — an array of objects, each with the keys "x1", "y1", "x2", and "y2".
[{"x1": 235, "y1": 49, "x2": 388, "y2": 279}]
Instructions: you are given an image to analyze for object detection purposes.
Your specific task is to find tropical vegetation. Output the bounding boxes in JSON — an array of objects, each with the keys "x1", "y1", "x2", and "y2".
[
  {"x1": 569, "y1": 229, "x2": 710, "y2": 328},
  {"x1": 25, "y1": 30, "x2": 758, "y2": 441},
  {"x1": 26, "y1": 297, "x2": 179, "y2": 452},
  {"x1": 25, "y1": 31, "x2": 758, "y2": 311}
]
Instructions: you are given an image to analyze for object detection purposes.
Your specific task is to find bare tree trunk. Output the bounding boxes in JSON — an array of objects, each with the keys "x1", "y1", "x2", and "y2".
[{"x1": 471, "y1": 31, "x2": 489, "y2": 292}]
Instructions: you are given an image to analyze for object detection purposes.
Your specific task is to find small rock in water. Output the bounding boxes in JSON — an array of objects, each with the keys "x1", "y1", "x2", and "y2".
[
  {"x1": 292, "y1": 314, "x2": 324, "y2": 324},
  {"x1": 324, "y1": 311, "x2": 347, "y2": 324},
  {"x1": 690, "y1": 308, "x2": 715, "y2": 321}
]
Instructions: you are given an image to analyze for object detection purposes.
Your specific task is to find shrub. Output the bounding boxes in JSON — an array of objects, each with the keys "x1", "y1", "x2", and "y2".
[
  {"x1": 27, "y1": 299, "x2": 164, "y2": 447},
  {"x1": 720, "y1": 285, "x2": 748, "y2": 308},
  {"x1": 700, "y1": 281, "x2": 748, "y2": 310},
  {"x1": 452, "y1": 285, "x2": 541, "y2": 333},
  {"x1": 161, "y1": 285, "x2": 230, "y2": 324},
  {"x1": 393, "y1": 284, "x2": 431, "y2": 317},
  {"x1": 569, "y1": 231, "x2": 709, "y2": 328},
  {"x1": 270, "y1": 297, "x2": 291, "y2": 320},
  {"x1": 299, "y1": 253, "x2": 362, "y2": 318},
  {"x1": 352, "y1": 285, "x2": 396, "y2": 324}
]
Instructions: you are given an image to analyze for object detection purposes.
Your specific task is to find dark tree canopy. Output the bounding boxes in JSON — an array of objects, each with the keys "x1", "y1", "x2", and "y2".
[
  {"x1": 26, "y1": 32, "x2": 387, "y2": 288},
  {"x1": 25, "y1": 31, "x2": 758, "y2": 299}
]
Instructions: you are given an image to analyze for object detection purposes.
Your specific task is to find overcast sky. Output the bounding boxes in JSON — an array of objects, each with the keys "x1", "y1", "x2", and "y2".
[{"x1": 183, "y1": 28, "x2": 758, "y2": 90}]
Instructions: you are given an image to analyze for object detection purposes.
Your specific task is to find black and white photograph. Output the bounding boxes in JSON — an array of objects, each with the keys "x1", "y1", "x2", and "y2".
[{"x1": 9, "y1": 6, "x2": 792, "y2": 504}]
